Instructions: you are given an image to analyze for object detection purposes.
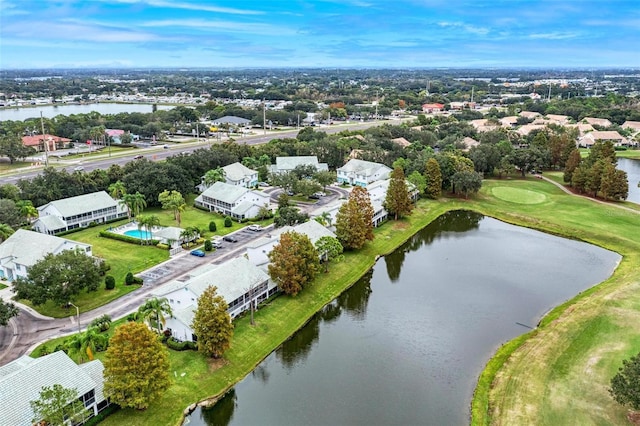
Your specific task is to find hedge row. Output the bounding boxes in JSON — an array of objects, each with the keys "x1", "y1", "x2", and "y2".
[{"x1": 99, "y1": 230, "x2": 160, "y2": 246}]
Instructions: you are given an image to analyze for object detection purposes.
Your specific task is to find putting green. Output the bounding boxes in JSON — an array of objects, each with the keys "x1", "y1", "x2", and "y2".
[{"x1": 491, "y1": 186, "x2": 547, "y2": 204}]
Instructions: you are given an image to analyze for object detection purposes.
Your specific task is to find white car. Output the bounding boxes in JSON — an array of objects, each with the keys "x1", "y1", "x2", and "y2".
[
  {"x1": 73, "y1": 165, "x2": 84, "y2": 172},
  {"x1": 247, "y1": 224, "x2": 263, "y2": 232}
]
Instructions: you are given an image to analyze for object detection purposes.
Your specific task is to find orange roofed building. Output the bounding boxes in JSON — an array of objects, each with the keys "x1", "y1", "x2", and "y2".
[{"x1": 21, "y1": 134, "x2": 71, "y2": 152}]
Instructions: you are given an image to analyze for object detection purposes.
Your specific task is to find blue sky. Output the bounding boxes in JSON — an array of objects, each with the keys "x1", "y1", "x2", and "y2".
[{"x1": 1, "y1": 0, "x2": 639, "y2": 69}]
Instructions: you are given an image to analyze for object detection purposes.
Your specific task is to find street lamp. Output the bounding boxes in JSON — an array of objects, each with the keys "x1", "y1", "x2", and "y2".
[{"x1": 68, "y1": 302, "x2": 81, "y2": 334}]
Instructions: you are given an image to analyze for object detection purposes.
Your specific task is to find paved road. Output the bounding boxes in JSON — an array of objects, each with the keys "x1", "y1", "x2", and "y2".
[
  {"x1": 0, "y1": 224, "x2": 274, "y2": 365},
  {"x1": 0, "y1": 118, "x2": 412, "y2": 184}
]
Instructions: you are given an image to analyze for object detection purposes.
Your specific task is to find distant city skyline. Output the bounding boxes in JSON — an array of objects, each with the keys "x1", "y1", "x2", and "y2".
[{"x1": 1, "y1": 0, "x2": 639, "y2": 70}]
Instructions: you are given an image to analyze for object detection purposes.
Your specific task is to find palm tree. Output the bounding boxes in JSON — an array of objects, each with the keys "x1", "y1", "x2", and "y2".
[
  {"x1": 67, "y1": 327, "x2": 106, "y2": 363},
  {"x1": 130, "y1": 191, "x2": 147, "y2": 218},
  {"x1": 143, "y1": 215, "x2": 160, "y2": 245},
  {"x1": 203, "y1": 167, "x2": 226, "y2": 187},
  {"x1": 15, "y1": 200, "x2": 38, "y2": 224},
  {"x1": 180, "y1": 227, "x2": 195, "y2": 248},
  {"x1": 175, "y1": 201, "x2": 186, "y2": 226},
  {"x1": 315, "y1": 211, "x2": 332, "y2": 228},
  {"x1": 0, "y1": 223, "x2": 14, "y2": 242},
  {"x1": 137, "y1": 297, "x2": 173, "y2": 334},
  {"x1": 108, "y1": 180, "x2": 127, "y2": 200}
]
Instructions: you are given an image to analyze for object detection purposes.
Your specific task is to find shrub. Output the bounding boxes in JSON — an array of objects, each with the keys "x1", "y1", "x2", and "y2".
[
  {"x1": 165, "y1": 337, "x2": 197, "y2": 351},
  {"x1": 204, "y1": 240, "x2": 213, "y2": 251},
  {"x1": 99, "y1": 230, "x2": 159, "y2": 246},
  {"x1": 104, "y1": 275, "x2": 116, "y2": 290},
  {"x1": 133, "y1": 276, "x2": 144, "y2": 285},
  {"x1": 156, "y1": 243, "x2": 170, "y2": 250},
  {"x1": 90, "y1": 314, "x2": 112, "y2": 332},
  {"x1": 98, "y1": 260, "x2": 111, "y2": 276},
  {"x1": 195, "y1": 237, "x2": 205, "y2": 244},
  {"x1": 127, "y1": 313, "x2": 137, "y2": 322},
  {"x1": 209, "y1": 221, "x2": 217, "y2": 232},
  {"x1": 224, "y1": 216, "x2": 232, "y2": 227},
  {"x1": 125, "y1": 272, "x2": 134, "y2": 285}
]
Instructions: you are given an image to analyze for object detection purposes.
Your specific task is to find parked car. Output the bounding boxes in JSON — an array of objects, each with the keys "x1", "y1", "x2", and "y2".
[
  {"x1": 223, "y1": 235, "x2": 238, "y2": 243},
  {"x1": 133, "y1": 154, "x2": 144, "y2": 160},
  {"x1": 308, "y1": 194, "x2": 320, "y2": 199},
  {"x1": 247, "y1": 224, "x2": 263, "y2": 232},
  {"x1": 258, "y1": 182, "x2": 269, "y2": 187},
  {"x1": 190, "y1": 249, "x2": 205, "y2": 257},
  {"x1": 212, "y1": 240, "x2": 223, "y2": 249},
  {"x1": 73, "y1": 165, "x2": 84, "y2": 172}
]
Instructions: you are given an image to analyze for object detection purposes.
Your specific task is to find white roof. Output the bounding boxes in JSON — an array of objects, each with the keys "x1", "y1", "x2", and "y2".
[
  {"x1": 0, "y1": 229, "x2": 91, "y2": 268},
  {"x1": 222, "y1": 162, "x2": 257, "y2": 182},
  {"x1": 37, "y1": 191, "x2": 118, "y2": 216},
  {"x1": 35, "y1": 214, "x2": 66, "y2": 231},
  {"x1": 0, "y1": 351, "x2": 104, "y2": 426},
  {"x1": 274, "y1": 156, "x2": 327, "y2": 171},
  {"x1": 338, "y1": 159, "x2": 392, "y2": 177},
  {"x1": 156, "y1": 257, "x2": 270, "y2": 304},
  {"x1": 200, "y1": 181, "x2": 249, "y2": 204},
  {"x1": 153, "y1": 226, "x2": 185, "y2": 241},
  {"x1": 212, "y1": 116, "x2": 251, "y2": 125}
]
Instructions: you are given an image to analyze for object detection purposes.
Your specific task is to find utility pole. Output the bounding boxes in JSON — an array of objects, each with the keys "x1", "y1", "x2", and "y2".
[
  {"x1": 263, "y1": 99, "x2": 266, "y2": 135},
  {"x1": 375, "y1": 90, "x2": 378, "y2": 119},
  {"x1": 40, "y1": 111, "x2": 49, "y2": 167},
  {"x1": 69, "y1": 302, "x2": 80, "y2": 334}
]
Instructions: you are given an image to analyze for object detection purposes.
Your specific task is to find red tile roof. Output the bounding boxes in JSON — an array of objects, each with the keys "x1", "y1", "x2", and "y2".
[{"x1": 21, "y1": 134, "x2": 71, "y2": 147}]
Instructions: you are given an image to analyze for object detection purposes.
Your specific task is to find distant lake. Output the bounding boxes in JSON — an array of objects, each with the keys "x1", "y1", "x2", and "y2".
[
  {"x1": 0, "y1": 103, "x2": 174, "y2": 121},
  {"x1": 618, "y1": 158, "x2": 640, "y2": 204}
]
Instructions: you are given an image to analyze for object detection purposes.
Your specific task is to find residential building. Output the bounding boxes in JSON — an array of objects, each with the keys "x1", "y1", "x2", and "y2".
[
  {"x1": 246, "y1": 220, "x2": 336, "y2": 266},
  {"x1": 366, "y1": 178, "x2": 419, "y2": 227},
  {"x1": 579, "y1": 130, "x2": 628, "y2": 147},
  {"x1": 105, "y1": 129, "x2": 126, "y2": 144},
  {"x1": 519, "y1": 111, "x2": 541, "y2": 120},
  {"x1": 337, "y1": 159, "x2": 392, "y2": 187},
  {"x1": 583, "y1": 117, "x2": 613, "y2": 128},
  {"x1": 622, "y1": 121, "x2": 640, "y2": 133},
  {"x1": 0, "y1": 351, "x2": 108, "y2": 425},
  {"x1": 499, "y1": 116, "x2": 519, "y2": 127},
  {"x1": 194, "y1": 181, "x2": 270, "y2": 221},
  {"x1": 270, "y1": 156, "x2": 328, "y2": 175},
  {"x1": 197, "y1": 162, "x2": 258, "y2": 192},
  {"x1": 21, "y1": 134, "x2": 71, "y2": 152},
  {"x1": 461, "y1": 137, "x2": 480, "y2": 152},
  {"x1": 0, "y1": 229, "x2": 92, "y2": 281},
  {"x1": 211, "y1": 116, "x2": 252, "y2": 127},
  {"x1": 421, "y1": 103, "x2": 444, "y2": 113},
  {"x1": 152, "y1": 257, "x2": 276, "y2": 341},
  {"x1": 545, "y1": 114, "x2": 571, "y2": 125},
  {"x1": 391, "y1": 137, "x2": 411, "y2": 148},
  {"x1": 33, "y1": 191, "x2": 128, "y2": 235}
]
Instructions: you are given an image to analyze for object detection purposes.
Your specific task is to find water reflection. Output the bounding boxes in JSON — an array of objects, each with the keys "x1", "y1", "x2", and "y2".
[{"x1": 197, "y1": 389, "x2": 236, "y2": 426}]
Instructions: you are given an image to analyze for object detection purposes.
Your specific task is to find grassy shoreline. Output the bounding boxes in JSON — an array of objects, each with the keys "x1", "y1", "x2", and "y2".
[{"x1": 92, "y1": 177, "x2": 638, "y2": 425}]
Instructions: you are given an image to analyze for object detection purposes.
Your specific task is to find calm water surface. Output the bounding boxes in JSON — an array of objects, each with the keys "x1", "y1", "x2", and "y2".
[
  {"x1": 188, "y1": 211, "x2": 620, "y2": 426},
  {"x1": 618, "y1": 158, "x2": 640, "y2": 204},
  {"x1": 0, "y1": 103, "x2": 174, "y2": 121}
]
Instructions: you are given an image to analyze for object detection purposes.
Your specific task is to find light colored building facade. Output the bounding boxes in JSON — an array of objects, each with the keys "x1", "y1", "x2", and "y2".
[
  {"x1": 0, "y1": 229, "x2": 92, "y2": 281},
  {"x1": 0, "y1": 351, "x2": 108, "y2": 425},
  {"x1": 194, "y1": 181, "x2": 270, "y2": 221},
  {"x1": 197, "y1": 162, "x2": 258, "y2": 192},
  {"x1": 33, "y1": 191, "x2": 128, "y2": 235},
  {"x1": 270, "y1": 156, "x2": 328, "y2": 175},
  {"x1": 152, "y1": 257, "x2": 276, "y2": 342},
  {"x1": 337, "y1": 159, "x2": 392, "y2": 187},
  {"x1": 579, "y1": 130, "x2": 627, "y2": 147},
  {"x1": 246, "y1": 220, "x2": 336, "y2": 267}
]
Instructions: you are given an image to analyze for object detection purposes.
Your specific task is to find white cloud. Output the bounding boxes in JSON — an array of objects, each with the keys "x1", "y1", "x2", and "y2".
[
  {"x1": 139, "y1": 19, "x2": 297, "y2": 36},
  {"x1": 107, "y1": 0, "x2": 263, "y2": 15},
  {"x1": 528, "y1": 32, "x2": 579, "y2": 40},
  {"x1": 437, "y1": 21, "x2": 489, "y2": 35}
]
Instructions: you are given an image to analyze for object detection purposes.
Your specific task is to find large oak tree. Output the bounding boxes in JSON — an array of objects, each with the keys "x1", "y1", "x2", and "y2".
[
  {"x1": 268, "y1": 231, "x2": 320, "y2": 296},
  {"x1": 335, "y1": 186, "x2": 374, "y2": 250},
  {"x1": 191, "y1": 285, "x2": 234, "y2": 358},
  {"x1": 103, "y1": 322, "x2": 171, "y2": 410}
]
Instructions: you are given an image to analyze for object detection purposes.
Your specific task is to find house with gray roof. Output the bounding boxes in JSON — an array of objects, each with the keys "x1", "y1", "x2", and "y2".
[
  {"x1": 0, "y1": 229, "x2": 92, "y2": 281},
  {"x1": 337, "y1": 158, "x2": 392, "y2": 187},
  {"x1": 212, "y1": 116, "x2": 252, "y2": 127},
  {"x1": 33, "y1": 191, "x2": 128, "y2": 235},
  {"x1": 194, "y1": 181, "x2": 270, "y2": 221},
  {"x1": 197, "y1": 162, "x2": 258, "y2": 192},
  {"x1": 246, "y1": 220, "x2": 336, "y2": 266},
  {"x1": 151, "y1": 257, "x2": 275, "y2": 341},
  {"x1": 270, "y1": 156, "x2": 328, "y2": 175},
  {"x1": 0, "y1": 351, "x2": 108, "y2": 425}
]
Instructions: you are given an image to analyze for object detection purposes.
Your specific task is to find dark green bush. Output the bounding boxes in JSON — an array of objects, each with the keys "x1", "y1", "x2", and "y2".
[
  {"x1": 104, "y1": 275, "x2": 116, "y2": 290},
  {"x1": 90, "y1": 314, "x2": 112, "y2": 331},
  {"x1": 126, "y1": 313, "x2": 137, "y2": 322},
  {"x1": 224, "y1": 216, "x2": 232, "y2": 227},
  {"x1": 165, "y1": 337, "x2": 197, "y2": 351},
  {"x1": 209, "y1": 221, "x2": 217, "y2": 232},
  {"x1": 125, "y1": 272, "x2": 134, "y2": 285},
  {"x1": 204, "y1": 240, "x2": 213, "y2": 251},
  {"x1": 99, "y1": 230, "x2": 159, "y2": 246}
]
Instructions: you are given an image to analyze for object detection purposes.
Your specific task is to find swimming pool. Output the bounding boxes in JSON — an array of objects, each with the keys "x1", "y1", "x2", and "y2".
[{"x1": 124, "y1": 229, "x2": 153, "y2": 239}]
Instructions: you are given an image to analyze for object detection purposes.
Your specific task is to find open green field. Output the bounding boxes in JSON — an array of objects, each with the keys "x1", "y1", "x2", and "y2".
[
  {"x1": 25, "y1": 201, "x2": 271, "y2": 318},
  {"x1": 616, "y1": 149, "x2": 640, "y2": 159},
  {"x1": 100, "y1": 176, "x2": 640, "y2": 426}
]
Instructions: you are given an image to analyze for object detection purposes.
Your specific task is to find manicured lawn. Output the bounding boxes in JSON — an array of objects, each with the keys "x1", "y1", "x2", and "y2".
[
  {"x1": 616, "y1": 149, "x2": 640, "y2": 159},
  {"x1": 0, "y1": 283, "x2": 7, "y2": 290},
  {"x1": 35, "y1": 176, "x2": 640, "y2": 426},
  {"x1": 0, "y1": 160, "x2": 36, "y2": 173},
  {"x1": 23, "y1": 201, "x2": 273, "y2": 318}
]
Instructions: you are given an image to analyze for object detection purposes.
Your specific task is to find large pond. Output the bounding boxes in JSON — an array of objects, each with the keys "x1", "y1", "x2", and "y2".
[
  {"x1": 186, "y1": 211, "x2": 620, "y2": 426},
  {"x1": 618, "y1": 157, "x2": 640, "y2": 204},
  {"x1": 0, "y1": 103, "x2": 174, "y2": 121}
]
